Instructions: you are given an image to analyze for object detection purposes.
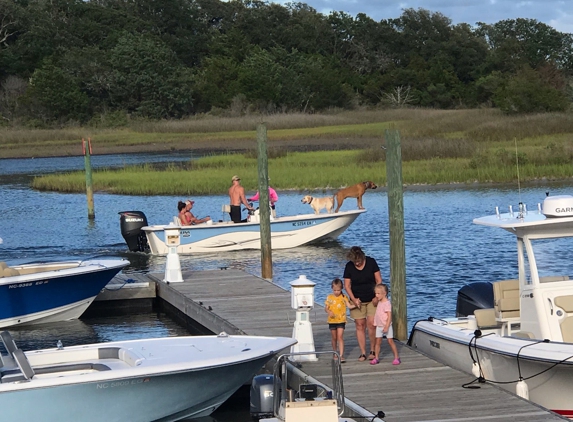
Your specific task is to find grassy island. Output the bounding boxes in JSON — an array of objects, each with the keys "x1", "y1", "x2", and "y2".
[{"x1": 14, "y1": 109, "x2": 573, "y2": 195}]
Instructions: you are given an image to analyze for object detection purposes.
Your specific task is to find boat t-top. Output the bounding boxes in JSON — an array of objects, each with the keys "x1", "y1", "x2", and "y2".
[{"x1": 409, "y1": 194, "x2": 573, "y2": 418}]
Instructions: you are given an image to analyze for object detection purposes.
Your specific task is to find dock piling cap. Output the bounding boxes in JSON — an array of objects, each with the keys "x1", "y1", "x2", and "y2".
[
  {"x1": 543, "y1": 195, "x2": 573, "y2": 218},
  {"x1": 289, "y1": 275, "x2": 316, "y2": 287}
]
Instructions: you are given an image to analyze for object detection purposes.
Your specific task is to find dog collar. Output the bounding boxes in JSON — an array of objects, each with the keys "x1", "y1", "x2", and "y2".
[{"x1": 308, "y1": 197, "x2": 313, "y2": 204}]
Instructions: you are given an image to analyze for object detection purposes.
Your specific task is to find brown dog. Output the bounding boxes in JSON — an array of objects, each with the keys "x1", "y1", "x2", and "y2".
[
  {"x1": 334, "y1": 181, "x2": 377, "y2": 212},
  {"x1": 301, "y1": 195, "x2": 334, "y2": 214}
]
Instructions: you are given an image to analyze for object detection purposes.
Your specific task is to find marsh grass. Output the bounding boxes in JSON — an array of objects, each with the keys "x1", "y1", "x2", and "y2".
[
  {"x1": 3, "y1": 108, "x2": 573, "y2": 159},
  {"x1": 33, "y1": 145, "x2": 573, "y2": 195}
]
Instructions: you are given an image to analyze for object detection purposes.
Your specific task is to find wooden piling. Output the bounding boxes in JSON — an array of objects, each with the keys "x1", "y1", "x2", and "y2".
[
  {"x1": 384, "y1": 129, "x2": 406, "y2": 340},
  {"x1": 83, "y1": 138, "x2": 95, "y2": 220},
  {"x1": 256, "y1": 123, "x2": 272, "y2": 279}
]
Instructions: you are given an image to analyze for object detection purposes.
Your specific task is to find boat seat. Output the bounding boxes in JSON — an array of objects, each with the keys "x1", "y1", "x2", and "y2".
[
  {"x1": 221, "y1": 204, "x2": 231, "y2": 213},
  {"x1": 474, "y1": 308, "x2": 499, "y2": 329},
  {"x1": 0, "y1": 267, "x2": 19, "y2": 277},
  {"x1": 493, "y1": 279, "x2": 520, "y2": 319},
  {"x1": 493, "y1": 279, "x2": 520, "y2": 335},
  {"x1": 0, "y1": 262, "x2": 7, "y2": 270},
  {"x1": 173, "y1": 216, "x2": 182, "y2": 226},
  {"x1": 555, "y1": 295, "x2": 573, "y2": 342}
]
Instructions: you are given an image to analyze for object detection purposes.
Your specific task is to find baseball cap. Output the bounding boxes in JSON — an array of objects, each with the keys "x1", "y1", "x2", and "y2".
[
  {"x1": 185, "y1": 200, "x2": 195, "y2": 206},
  {"x1": 231, "y1": 175, "x2": 240, "y2": 182}
]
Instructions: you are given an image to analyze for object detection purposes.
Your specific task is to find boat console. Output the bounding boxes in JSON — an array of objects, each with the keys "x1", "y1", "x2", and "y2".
[{"x1": 251, "y1": 351, "x2": 360, "y2": 422}]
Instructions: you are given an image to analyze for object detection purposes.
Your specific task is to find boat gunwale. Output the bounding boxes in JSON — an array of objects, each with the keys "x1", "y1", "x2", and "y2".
[{"x1": 411, "y1": 322, "x2": 573, "y2": 365}]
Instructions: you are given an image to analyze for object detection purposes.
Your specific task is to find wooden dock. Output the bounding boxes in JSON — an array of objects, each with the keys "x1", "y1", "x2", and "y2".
[{"x1": 117, "y1": 269, "x2": 565, "y2": 421}]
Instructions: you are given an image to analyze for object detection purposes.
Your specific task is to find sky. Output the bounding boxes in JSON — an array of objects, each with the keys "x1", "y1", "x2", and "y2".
[{"x1": 273, "y1": 0, "x2": 573, "y2": 34}]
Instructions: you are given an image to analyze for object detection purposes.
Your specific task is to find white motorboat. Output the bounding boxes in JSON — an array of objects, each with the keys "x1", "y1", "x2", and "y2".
[
  {"x1": 119, "y1": 209, "x2": 365, "y2": 255},
  {"x1": 0, "y1": 331, "x2": 296, "y2": 422},
  {"x1": 0, "y1": 258, "x2": 129, "y2": 328},
  {"x1": 408, "y1": 194, "x2": 573, "y2": 418}
]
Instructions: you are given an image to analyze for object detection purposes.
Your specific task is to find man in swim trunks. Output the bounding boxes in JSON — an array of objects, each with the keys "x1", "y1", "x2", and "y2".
[{"x1": 228, "y1": 175, "x2": 253, "y2": 223}]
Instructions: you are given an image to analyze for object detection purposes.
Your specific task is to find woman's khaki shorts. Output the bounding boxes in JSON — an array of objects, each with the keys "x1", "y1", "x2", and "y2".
[{"x1": 350, "y1": 301, "x2": 376, "y2": 319}]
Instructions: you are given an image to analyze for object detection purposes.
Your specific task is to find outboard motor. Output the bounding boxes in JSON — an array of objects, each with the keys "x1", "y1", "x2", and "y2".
[
  {"x1": 250, "y1": 374, "x2": 275, "y2": 420},
  {"x1": 118, "y1": 211, "x2": 149, "y2": 252},
  {"x1": 456, "y1": 282, "x2": 494, "y2": 317}
]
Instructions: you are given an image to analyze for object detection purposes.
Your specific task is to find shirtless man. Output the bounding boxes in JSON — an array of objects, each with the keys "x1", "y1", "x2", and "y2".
[{"x1": 228, "y1": 175, "x2": 253, "y2": 223}]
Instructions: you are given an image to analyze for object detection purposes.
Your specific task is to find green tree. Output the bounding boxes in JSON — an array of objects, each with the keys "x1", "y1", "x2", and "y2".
[
  {"x1": 494, "y1": 66, "x2": 569, "y2": 113},
  {"x1": 477, "y1": 19, "x2": 573, "y2": 73},
  {"x1": 108, "y1": 32, "x2": 194, "y2": 118},
  {"x1": 24, "y1": 62, "x2": 89, "y2": 122}
]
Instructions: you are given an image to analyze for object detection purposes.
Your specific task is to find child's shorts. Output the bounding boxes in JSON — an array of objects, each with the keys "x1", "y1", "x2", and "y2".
[
  {"x1": 329, "y1": 323, "x2": 346, "y2": 330},
  {"x1": 375, "y1": 325, "x2": 394, "y2": 339}
]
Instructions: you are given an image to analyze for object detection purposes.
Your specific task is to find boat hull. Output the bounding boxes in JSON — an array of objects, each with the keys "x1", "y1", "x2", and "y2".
[
  {"x1": 0, "y1": 355, "x2": 270, "y2": 422},
  {"x1": 0, "y1": 259, "x2": 129, "y2": 328},
  {"x1": 0, "y1": 335, "x2": 297, "y2": 422},
  {"x1": 410, "y1": 320, "x2": 573, "y2": 418},
  {"x1": 143, "y1": 210, "x2": 365, "y2": 254}
]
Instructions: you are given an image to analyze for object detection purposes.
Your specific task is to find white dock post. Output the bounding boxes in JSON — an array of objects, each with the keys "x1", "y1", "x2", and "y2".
[
  {"x1": 163, "y1": 224, "x2": 183, "y2": 283},
  {"x1": 289, "y1": 275, "x2": 318, "y2": 361}
]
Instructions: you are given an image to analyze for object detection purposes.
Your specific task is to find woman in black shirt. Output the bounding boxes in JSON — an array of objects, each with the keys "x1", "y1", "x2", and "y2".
[{"x1": 343, "y1": 246, "x2": 383, "y2": 361}]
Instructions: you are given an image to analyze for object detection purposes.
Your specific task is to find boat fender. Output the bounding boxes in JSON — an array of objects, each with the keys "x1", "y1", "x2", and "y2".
[{"x1": 516, "y1": 378, "x2": 529, "y2": 400}]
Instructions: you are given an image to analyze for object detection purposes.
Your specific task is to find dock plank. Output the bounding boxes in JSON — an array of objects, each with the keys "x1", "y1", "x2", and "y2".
[{"x1": 150, "y1": 270, "x2": 566, "y2": 422}]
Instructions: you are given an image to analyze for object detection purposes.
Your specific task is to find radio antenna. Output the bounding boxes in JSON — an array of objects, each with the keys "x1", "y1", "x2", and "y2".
[{"x1": 515, "y1": 137, "x2": 522, "y2": 208}]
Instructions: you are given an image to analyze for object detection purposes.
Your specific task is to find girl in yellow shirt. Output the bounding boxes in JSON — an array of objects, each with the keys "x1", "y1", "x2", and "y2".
[{"x1": 325, "y1": 278, "x2": 355, "y2": 363}]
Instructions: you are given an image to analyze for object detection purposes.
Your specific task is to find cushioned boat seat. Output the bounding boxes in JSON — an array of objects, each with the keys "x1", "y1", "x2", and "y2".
[
  {"x1": 493, "y1": 279, "x2": 520, "y2": 319},
  {"x1": 555, "y1": 295, "x2": 573, "y2": 342},
  {"x1": 474, "y1": 308, "x2": 498, "y2": 329}
]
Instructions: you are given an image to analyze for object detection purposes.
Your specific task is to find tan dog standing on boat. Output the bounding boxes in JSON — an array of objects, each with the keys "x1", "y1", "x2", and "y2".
[
  {"x1": 334, "y1": 181, "x2": 378, "y2": 212},
  {"x1": 301, "y1": 195, "x2": 334, "y2": 214}
]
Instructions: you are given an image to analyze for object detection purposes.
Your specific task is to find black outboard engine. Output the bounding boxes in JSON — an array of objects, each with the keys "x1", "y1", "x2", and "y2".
[
  {"x1": 250, "y1": 374, "x2": 275, "y2": 420},
  {"x1": 119, "y1": 211, "x2": 149, "y2": 252},
  {"x1": 456, "y1": 282, "x2": 494, "y2": 317}
]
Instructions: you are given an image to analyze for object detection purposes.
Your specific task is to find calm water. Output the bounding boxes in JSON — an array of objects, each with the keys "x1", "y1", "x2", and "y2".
[{"x1": 1, "y1": 154, "x2": 572, "y2": 421}]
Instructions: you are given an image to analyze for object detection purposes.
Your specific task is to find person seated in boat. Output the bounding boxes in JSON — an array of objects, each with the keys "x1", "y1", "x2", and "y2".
[
  {"x1": 178, "y1": 200, "x2": 211, "y2": 225},
  {"x1": 228, "y1": 175, "x2": 253, "y2": 223},
  {"x1": 248, "y1": 180, "x2": 278, "y2": 218}
]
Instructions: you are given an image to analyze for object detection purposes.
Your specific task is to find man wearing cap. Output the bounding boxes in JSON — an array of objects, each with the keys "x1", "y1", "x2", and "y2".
[{"x1": 229, "y1": 175, "x2": 253, "y2": 223}]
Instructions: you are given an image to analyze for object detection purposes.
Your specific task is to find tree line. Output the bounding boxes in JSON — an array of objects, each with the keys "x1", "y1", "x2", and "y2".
[{"x1": 1, "y1": 0, "x2": 572, "y2": 126}]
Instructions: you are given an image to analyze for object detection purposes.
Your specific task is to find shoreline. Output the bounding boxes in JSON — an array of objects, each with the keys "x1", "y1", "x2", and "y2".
[{"x1": 0, "y1": 137, "x2": 380, "y2": 160}]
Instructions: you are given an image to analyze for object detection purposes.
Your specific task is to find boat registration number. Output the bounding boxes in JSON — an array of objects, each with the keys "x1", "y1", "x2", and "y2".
[
  {"x1": 97, "y1": 378, "x2": 148, "y2": 389},
  {"x1": 8, "y1": 281, "x2": 49, "y2": 289},
  {"x1": 292, "y1": 221, "x2": 316, "y2": 227}
]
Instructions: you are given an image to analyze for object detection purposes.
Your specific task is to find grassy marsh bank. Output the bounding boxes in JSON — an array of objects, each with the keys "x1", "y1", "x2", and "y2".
[
  {"x1": 4, "y1": 108, "x2": 573, "y2": 159},
  {"x1": 16, "y1": 108, "x2": 573, "y2": 193},
  {"x1": 33, "y1": 145, "x2": 573, "y2": 195}
]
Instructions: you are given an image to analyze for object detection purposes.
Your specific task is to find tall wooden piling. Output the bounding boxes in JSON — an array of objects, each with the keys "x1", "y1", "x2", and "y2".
[
  {"x1": 83, "y1": 138, "x2": 95, "y2": 220},
  {"x1": 385, "y1": 129, "x2": 406, "y2": 340},
  {"x1": 256, "y1": 124, "x2": 272, "y2": 279}
]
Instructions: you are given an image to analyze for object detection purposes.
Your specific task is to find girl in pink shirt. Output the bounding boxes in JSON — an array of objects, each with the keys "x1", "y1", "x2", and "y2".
[{"x1": 371, "y1": 284, "x2": 401, "y2": 365}]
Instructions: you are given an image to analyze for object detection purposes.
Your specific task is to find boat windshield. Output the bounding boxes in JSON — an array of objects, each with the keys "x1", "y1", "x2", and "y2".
[{"x1": 527, "y1": 237, "x2": 573, "y2": 284}]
